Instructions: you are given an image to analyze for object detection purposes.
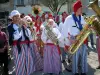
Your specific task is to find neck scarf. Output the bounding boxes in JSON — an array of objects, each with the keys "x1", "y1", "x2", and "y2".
[{"x1": 72, "y1": 13, "x2": 83, "y2": 31}]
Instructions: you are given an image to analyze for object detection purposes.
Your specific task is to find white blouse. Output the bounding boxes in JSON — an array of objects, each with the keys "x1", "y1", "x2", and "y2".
[
  {"x1": 41, "y1": 27, "x2": 64, "y2": 44},
  {"x1": 13, "y1": 24, "x2": 22, "y2": 40}
]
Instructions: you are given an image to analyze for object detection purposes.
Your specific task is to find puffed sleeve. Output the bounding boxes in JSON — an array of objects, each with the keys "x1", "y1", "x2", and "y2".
[
  {"x1": 41, "y1": 28, "x2": 48, "y2": 43},
  {"x1": 53, "y1": 28, "x2": 64, "y2": 43},
  {"x1": 25, "y1": 28, "x2": 31, "y2": 38},
  {"x1": 13, "y1": 25, "x2": 22, "y2": 40}
]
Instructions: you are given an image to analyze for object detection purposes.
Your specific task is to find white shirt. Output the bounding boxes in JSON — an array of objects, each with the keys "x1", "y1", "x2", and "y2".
[
  {"x1": 58, "y1": 22, "x2": 64, "y2": 32},
  {"x1": 62, "y1": 15, "x2": 86, "y2": 46},
  {"x1": 58, "y1": 22, "x2": 65, "y2": 47}
]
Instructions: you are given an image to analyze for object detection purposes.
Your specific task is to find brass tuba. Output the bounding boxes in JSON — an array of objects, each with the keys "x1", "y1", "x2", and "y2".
[
  {"x1": 88, "y1": 0, "x2": 100, "y2": 35},
  {"x1": 68, "y1": 20, "x2": 92, "y2": 54},
  {"x1": 44, "y1": 21, "x2": 58, "y2": 45},
  {"x1": 68, "y1": 0, "x2": 100, "y2": 54}
]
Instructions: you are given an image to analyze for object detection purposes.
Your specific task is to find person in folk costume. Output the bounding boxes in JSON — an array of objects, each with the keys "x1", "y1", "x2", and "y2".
[
  {"x1": 20, "y1": 13, "x2": 25, "y2": 19},
  {"x1": 19, "y1": 17, "x2": 36, "y2": 75},
  {"x1": 34, "y1": 15, "x2": 43, "y2": 56},
  {"x1": 62, "y1": 1, "x2": 88, "y2": 75},
  {"x1": 41, "y1": 13, "x2": 46, "y2": 23},
  {"x1": 54, "y1": 14, "x2": 60, "y2": 25},
  {"x1": 28, "y1": 14, "x2": 35, "y2": 22},
  {"x1": 96, "y1": 34, "x2": 100, "y2": 69},
  {"x1": 41, "y1": 13, "x2": 59, "y2": 29},
  {"x1": 7, "y1": 10, "x2": 27, "y2": 75},
  {"x1": 58, "y1": 12, "x2": 68, "y2": 63},
  {"x1": 48, "y1": 13, "x2": 59, "y2": 28},
  {"x1": 24, "y1": 15, "x2": 43, "y2": 71},
  {"x1": 58, "y1": 12, "x2": 72, "y2": 72},
  {"x1": 0, "y1": 23, "x2": 8, "y2": 75},
  {"x1": 92, "y1": 17, "x2": 100, "y2": 69},
  {"x1": 41, "y1": 19, "x2": 64, "y2": 75}
]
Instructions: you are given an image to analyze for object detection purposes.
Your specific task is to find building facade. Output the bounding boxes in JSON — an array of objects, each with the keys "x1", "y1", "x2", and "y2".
[{"x1": 0, "y1": 0, "x2": 100, "y2": 16}]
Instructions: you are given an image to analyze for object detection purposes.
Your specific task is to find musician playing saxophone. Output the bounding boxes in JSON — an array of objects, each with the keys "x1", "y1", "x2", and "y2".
[{"x1": 62, "y1": 1, "x2": 88, "y2": 75}]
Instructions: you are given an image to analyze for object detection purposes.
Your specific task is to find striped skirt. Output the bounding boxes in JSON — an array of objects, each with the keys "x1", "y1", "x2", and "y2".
[
  {"x1": 12, "y1": 43, "x2": 34, "y2": 75},
  {"x1": 12, "y1": 45, "x2": 26, "y2": 75},
  {"x1": 29, "y1": 41, "x2": 43, "y2": 71},
  {"x1": 43, "y1": 43, "x2": 62, "y2": 74}
]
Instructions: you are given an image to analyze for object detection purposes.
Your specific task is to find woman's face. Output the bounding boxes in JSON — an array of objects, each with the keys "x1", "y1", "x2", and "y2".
[
  {"x1": 48, "y1": 20, "x2": 53, "y2": 27},
  {"x1": 12, "y1": 15, "x2": 20, "y2": 23},
  {"x1": 49, "y1": 21, "x2": 53, "y2": 25}
]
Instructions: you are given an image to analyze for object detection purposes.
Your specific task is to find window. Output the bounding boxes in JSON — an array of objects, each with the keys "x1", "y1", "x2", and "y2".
[
  {"x1": 31, "y1": 0, "x2": 40, "y2": 5},
  {"x1": 16, "y1": 0, "x2": 24, "y2": 6},
  {"x1": 89, "y1": 0, "x2": 93, "y2": 2}
]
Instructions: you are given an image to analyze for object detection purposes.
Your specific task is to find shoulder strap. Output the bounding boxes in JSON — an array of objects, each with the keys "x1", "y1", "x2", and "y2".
[{"x1": 72, "y1": 14, "x2": 80, "y2": 30}]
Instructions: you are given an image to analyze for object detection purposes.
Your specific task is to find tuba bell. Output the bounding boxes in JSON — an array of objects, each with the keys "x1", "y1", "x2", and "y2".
[{"x1": 88, "y1": 0, "x2": 100, "y2": 35}]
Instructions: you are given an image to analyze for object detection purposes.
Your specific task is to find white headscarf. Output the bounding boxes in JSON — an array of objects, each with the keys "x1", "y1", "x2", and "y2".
[
  {"x1": 9, "y1": 10, "x2": 20, "y2": 19},
  {"x1": 48, "y1": 19, "x2": 58, "y2": 28},
  {"x1": 24, "y1": 15, "x2": 32, "y2": 22}
]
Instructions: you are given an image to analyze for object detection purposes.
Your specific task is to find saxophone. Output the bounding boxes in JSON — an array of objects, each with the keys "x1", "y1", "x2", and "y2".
[{"x1": 68, "y1": 0, "x2": 100, "y2": 54}]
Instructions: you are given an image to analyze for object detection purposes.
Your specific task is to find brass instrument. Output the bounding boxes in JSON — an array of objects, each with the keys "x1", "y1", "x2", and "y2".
[
  {"x1": 88, "y1": 0, "x2": 100, "y2": 21},
  {"x1": 68, "y1": 19, "x2": 92, "y2": 54},
  {"x1": 32, "y1": 5, "x2": 41, "y2": 15},
  {"x1": 88, "y1": 0, "x2": 100, "y2": 35},
  {"x1": 44, "y1": 22, "x2": 58, "y2": 45},
  {"x1": 68, "y1": 0, "x2": 100, "y2": 54}
]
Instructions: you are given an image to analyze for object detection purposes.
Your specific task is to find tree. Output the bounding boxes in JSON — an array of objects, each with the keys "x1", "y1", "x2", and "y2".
[
  {"x1": 0, "y1": 0, "x2": 9, "y2": 4},
  {"x1": 40, "y1": 0, "x2": 69, "y2": 15},
  {"x1": 40, "y1": 0, "x2": 75, "y2": 14}
]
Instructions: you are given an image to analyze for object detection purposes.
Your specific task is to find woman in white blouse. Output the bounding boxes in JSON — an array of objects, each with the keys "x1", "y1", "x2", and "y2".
[{"x1": 41, "y1": 19, "x2": 63, "y2": 75}]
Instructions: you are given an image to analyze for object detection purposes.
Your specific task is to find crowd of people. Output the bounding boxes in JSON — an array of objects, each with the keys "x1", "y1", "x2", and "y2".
[{"x1": 0, "y1": 0, "x2": 100, "y2": 75}]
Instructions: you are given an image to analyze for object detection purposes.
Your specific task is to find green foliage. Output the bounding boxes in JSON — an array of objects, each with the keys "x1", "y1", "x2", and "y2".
[
  {"x1": 40, "y1": 0, "x2": 75, "y2": 14},
  {"x1": 40, "y1": 0, "x2": 68, "y2": 14}
]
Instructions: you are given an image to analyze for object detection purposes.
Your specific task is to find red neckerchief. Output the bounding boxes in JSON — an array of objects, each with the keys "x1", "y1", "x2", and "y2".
[{"x1": 35, "y1": 22, "x2": 42, "y2": 32}]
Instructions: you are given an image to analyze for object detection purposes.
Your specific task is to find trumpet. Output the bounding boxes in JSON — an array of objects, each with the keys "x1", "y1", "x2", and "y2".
[{"x1": 27, "y1": 22, "x2": 35, "y2": 28}]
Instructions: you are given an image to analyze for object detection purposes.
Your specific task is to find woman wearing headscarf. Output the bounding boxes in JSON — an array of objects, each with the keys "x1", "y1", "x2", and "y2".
[
  {"x1": 24, "y1": 15, "x2": 43, "y2": 71},
  {"x1": 41, "y1": 19, "x2": 63, "y2": 75},
  {"x1": 8, "y1": 10, "x2": 27, "y2": 75}
]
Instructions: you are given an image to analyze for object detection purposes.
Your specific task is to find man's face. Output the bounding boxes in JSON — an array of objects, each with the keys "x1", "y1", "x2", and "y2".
[
  {"x1": 76, "y1": 7, "x2": 82, "y2": 15},
  {"x1": 12, "y1": 15, "x2": 20, "y2": 22},
  {"x1": 63, "y1": 13, "x2": 67, "y2": 18}
]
